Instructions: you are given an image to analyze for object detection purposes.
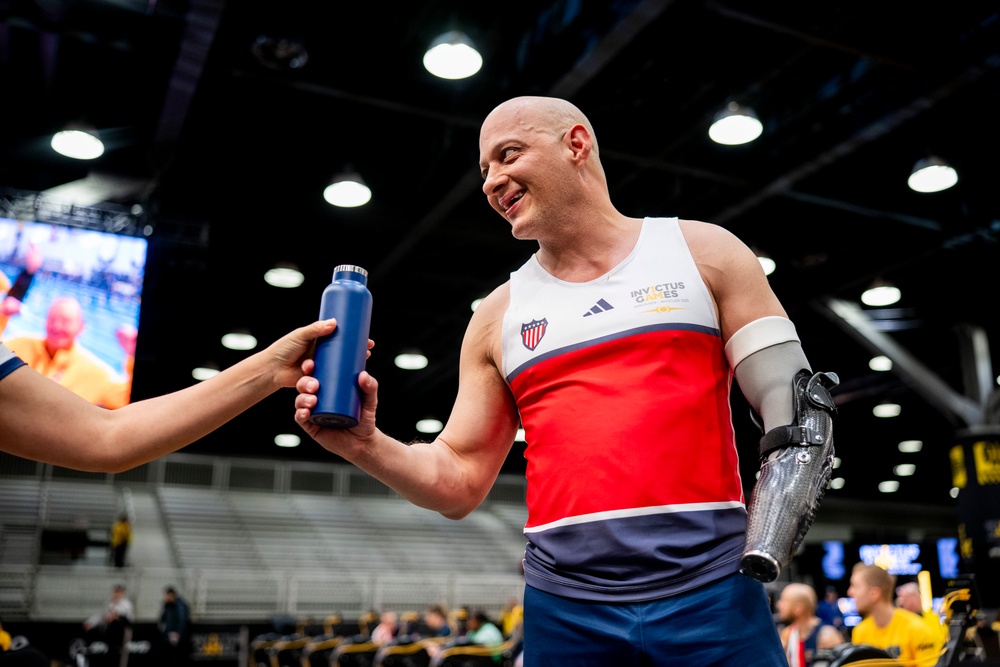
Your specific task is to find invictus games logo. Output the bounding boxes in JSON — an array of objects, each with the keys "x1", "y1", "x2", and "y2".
[
  {"x1": 630, "y1": 281, "x2": 685, "y2": 303},
  {"x1": 521, "y1": 318, "x2": 548, "y2": 351}
]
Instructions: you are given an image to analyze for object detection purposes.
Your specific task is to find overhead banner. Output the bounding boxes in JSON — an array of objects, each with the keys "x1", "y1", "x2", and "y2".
[{"x1": 950, "y1": 429, "x2": 1000, "y2": 607}]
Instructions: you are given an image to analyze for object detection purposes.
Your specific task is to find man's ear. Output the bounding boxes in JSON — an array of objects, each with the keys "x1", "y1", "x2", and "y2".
[{"x1": 564, "y1": 124, "x2": 592, "y2": 163}]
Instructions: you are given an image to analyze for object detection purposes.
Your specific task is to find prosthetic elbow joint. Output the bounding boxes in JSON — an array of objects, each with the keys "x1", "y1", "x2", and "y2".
[{"x1": 741, "y1": 369, "x2": 839, "y2": 583}]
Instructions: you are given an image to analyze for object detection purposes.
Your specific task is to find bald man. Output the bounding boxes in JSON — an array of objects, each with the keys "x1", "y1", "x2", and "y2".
[
  {"x1": 295, "y1": 95, "x2": 837, "y2": 665},
  {"x1": 776, "y1": 583, "x2": 844, "y2": 666}
]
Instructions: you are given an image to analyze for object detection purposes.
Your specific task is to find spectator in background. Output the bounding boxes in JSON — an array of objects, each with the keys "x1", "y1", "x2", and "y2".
[
  {"x1": 465, "y1": 610, "x2": 503, "y2": 651},
  {"x1": 370, "y1": 610, "x2": 399, "y2": 645},
  {"x1": 847, "y1": 563, "x2": 939, "y2": 667},
  {"x1": 6, "y1": 296, "x2": 132, "y2": 408},
  {"x1": 896, "y1": 581, "x2": 947, "y2": 653},
  {"x1": 499, "y1": 597, "x2": 523, "y2": 639},
  {"x1": 816, "y1": 585, "x2": 846, "y2": 637},
  {"x1": 776, "y1": 583, "x2": 843, "y2": 666},
  {"x1": 423, "y1": 605, "x2": 451, "y2": 638},
  {"x1": 109, "y1": 514, "x2": 132, "y2": 568},
  {"x1": 0, "y1": 615, "x2": 11, "y2": 651},
  {"x1": 83, "y1": 583, "x2": 134, "y2": 659},
  {"x1": 156, "y1": 586, "x2": 191, "y2": 666}
]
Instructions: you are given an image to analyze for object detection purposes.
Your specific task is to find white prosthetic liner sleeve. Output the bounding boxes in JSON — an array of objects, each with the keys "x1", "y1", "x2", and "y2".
[{"x1": 725, "y1": 316, "x2": 810, "y2": 433}]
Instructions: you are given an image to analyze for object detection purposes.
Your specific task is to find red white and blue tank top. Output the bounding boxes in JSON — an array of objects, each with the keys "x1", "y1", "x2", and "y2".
[{"x1": 501, "y1": 217, "x2": 746, "y2": 602}]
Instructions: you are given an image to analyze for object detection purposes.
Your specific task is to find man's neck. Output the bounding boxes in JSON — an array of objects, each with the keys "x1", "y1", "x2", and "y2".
[
  {"x1": 794, "y1": 616, "x2": 820, "y2": 633},
  {"x1": 535, "y1": 214, "x2": 642, "y2": 282},
  {"x1": 869, "y1": 603, "x2": 896, "y2": 627}
]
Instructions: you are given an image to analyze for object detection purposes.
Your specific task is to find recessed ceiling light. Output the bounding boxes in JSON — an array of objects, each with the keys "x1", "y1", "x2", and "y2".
[
  {"x1": 423, "y1": 31, "x2": 483, "y2": 80},
  {"x1": 878, "y1": 480, "x2": 900, "y2": 493},
  {"x1": 191, "y1": 364, "x2": 220, "y2": 381},
  {"x1": 324, "y1": 173, "x2": 371, "y2": 207},
  {"x1": 514, "y1": 428, "x2": 526, "y2": 442},
  {"x1": 708, "y1": 103, "x2": 763, "y2": 145},
  {"x1": 898, "y1": 440, "x2": 923, "y2": 453},
  {"x1": 908, "y1": 156, "x2": 958, "y2": 193},
  {"x1": 222, "y1": 330, "x2": 257, "y2": 351},
  {"x1": 869, "y1": 356, "x2": 892, "y2": 372},
  {"x1": 829, "y1": 477, "x2": 845, "y2": 490},
  {"x1": 893, "y1": 463, "x2": 916, "y2": 477},
  {"x1": 872, "y1": 402, "x2": 901, "y2": 418},
  {"x1": 394, "y1": 352, "x2": 428, "y2": 370},
  {"x1": 264, "y1": 265, "x2": 304, "y2": 288},
  {"x1": 416, "y1": 418, "x2": 443, "y2": 434},
  {"x1": 274, "y1": 434, "x2": 301, "y2": 448},
  {"x1": 51, "y1": 128, "x2": 105, "y2": 160},
  {"x1": 861, "y1": 283, "x2": 901, "y2": 307}
]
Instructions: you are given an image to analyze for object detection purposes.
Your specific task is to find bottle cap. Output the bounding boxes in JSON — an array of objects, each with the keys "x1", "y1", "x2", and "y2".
[{"x1": 333, "y1": 264, "x2": 368, "y2": 278}]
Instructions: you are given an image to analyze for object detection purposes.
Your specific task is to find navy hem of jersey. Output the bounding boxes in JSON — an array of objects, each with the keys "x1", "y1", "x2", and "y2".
[{"x1": 523, "y1": 552, "x2": 743, "y2": 603}]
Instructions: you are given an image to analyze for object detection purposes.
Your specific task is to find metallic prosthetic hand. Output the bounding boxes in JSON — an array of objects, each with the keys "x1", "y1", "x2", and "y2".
[{"x1": 741, "y1": 370, "x2": 839, "y2": 583}]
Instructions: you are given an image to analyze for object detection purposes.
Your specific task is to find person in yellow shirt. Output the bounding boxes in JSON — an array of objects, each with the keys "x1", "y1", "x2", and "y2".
[
  {"x1": 848, "y1": 563, "x2": 941, "y2": 667},
  {"x1": 0, "y1": 615, "x2": 11, "y2": 651},
  {"x1": 499, "y1": 597, "x2": 523, "y2": 639},
  {"x1": 6, "y1": 296, "x2": 133, "y2": 408},
  {"x1": 896, "y1": 581, "x2": 947, "y2": 653},
  {"x1": 110, "y1": 514, "x2": 133, "y2": 568}
]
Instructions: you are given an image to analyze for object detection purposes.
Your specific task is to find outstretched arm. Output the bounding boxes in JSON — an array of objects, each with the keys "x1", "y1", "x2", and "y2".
[
  {"x1": 0, "y1": 318, "x2": 338, "y2": 472},
  {"x1": 296, "y1": 285, "x2": 521, "y2": 519}
]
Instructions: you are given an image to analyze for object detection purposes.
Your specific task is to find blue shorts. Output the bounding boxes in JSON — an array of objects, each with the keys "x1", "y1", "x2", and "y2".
[{"x1": 521, "y1": 571, "x2": 785, "y2": 667}]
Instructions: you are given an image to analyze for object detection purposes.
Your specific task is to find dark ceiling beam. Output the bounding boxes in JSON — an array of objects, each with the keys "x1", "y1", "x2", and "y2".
[
  {"x1": 548, "y1": 0, "x2": 677, "y2": 99},
  {"x1": 713, "y1": 55, "x2": 997, "y2": 228},
  {"x1": 150, "y1": 0, "x2": 226, "y2": 181},
  {"x1": 816, "y1": 297, "x2": 984, "y2": 427},
  {"x1": 706, "y1": 3, "x2": 918, "y2": 71}
]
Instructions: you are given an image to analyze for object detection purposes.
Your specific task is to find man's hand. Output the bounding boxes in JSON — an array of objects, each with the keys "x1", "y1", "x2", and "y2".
[{"x1": 294, "y1": 362, "x2": 380, "y2": 454}]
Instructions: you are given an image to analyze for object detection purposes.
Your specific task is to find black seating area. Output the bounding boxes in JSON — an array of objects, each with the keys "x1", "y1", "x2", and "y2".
[{"x1": 248, "y1": 609, "x2": 522, "y2": 667}]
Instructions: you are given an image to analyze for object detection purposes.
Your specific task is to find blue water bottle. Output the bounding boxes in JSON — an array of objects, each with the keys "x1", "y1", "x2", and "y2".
[{"x1": 309, "y1": 264, "x2": 373, "y2": 428}]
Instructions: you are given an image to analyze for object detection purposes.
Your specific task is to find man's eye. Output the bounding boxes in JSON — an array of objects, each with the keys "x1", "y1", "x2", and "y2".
[{"x1": 501, "y1": 147, "x2": 517, "y2": 161}]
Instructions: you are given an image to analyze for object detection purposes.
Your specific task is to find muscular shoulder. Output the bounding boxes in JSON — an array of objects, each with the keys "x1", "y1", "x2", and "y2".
[
  {"x1": 678, "y1": 219, "x2": 757, "y2": 269},
  {"x1": 463, "y1": 281, "x2": 510, "y2": 369},
  {"x1": 678, "y1": 218, "x2": 786, "y2": 338}
]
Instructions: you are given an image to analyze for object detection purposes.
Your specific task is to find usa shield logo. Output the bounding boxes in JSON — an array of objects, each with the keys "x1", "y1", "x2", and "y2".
[{"x1": 521, "y1": 318, "x2": 548, "y2": 351}]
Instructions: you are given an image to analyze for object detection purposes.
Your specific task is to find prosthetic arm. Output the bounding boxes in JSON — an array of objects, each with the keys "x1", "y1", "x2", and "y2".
[{"x1": 726, "y1": 316, "x2": 839, "y2": 583}]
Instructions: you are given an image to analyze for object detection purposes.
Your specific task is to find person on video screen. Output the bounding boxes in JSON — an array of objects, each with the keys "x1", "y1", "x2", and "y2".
[
  {"x1": 6, "y1": 296, "x2": 134, "y2": 409},
  {"x1": 0, "y1": 243, "x2": 43, "y2": 336}
]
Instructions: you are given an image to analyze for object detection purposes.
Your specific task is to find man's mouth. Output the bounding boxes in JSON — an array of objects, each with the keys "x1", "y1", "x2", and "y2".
[{"x1": 501, "y1": 191, "x2": 524, "y2": 212}]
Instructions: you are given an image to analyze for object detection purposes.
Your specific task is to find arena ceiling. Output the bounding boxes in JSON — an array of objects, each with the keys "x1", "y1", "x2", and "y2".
[{"x1": 1, "y1": 0, "x2": 999, "y2": 509}]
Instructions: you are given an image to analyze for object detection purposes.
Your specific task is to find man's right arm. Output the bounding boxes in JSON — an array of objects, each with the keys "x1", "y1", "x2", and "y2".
[{"x1": 296, "y1": 284, "x2": 521, "y2": 520}]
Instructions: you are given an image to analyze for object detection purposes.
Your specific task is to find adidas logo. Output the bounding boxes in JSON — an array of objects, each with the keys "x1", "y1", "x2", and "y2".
[{"x1": 583, "y1": 298, "x2": 614, "y2": 317}]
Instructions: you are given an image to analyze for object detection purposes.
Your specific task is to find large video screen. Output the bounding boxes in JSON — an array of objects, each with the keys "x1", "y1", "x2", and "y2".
[{"x1": 0, "y1": 216, "x2": 148, "y2": 408}]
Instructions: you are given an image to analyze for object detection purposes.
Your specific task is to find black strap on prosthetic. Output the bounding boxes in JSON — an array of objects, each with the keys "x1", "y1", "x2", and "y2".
[{"x1": 758, "y1": 370, "x2": 839, "y2": 460}]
